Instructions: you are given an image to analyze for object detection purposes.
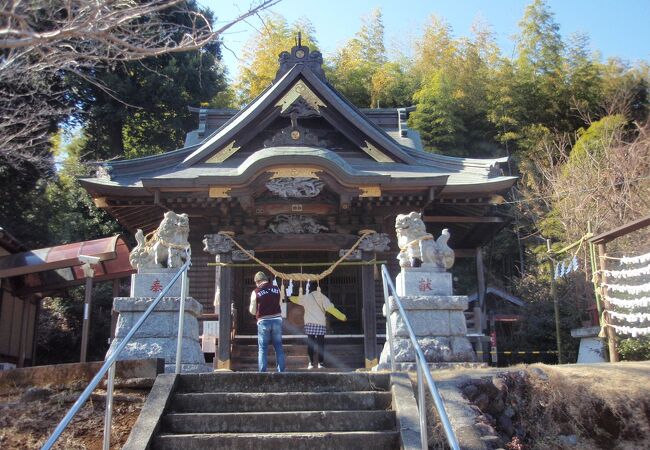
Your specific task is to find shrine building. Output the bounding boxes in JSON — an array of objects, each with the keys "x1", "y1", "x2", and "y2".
[{"x1": 80, "y1": 44, "x2": 517, "y2": 370}]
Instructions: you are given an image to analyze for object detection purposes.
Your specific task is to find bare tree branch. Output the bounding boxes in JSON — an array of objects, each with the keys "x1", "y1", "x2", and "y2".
[{"x1": 0, "y1": 0, "x2": 281, "y2": 170}]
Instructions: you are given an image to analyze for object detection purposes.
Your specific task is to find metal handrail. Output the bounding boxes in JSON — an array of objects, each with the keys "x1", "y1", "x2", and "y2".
[
  {"x1": 381, "y1": 264, "x2": 460, "y2": 450},
  {"x1": 41, "y1": 259, "x2": 191, "y2": 450}
]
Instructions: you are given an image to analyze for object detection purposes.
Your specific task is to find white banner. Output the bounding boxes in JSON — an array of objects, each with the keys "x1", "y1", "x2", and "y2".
[
  {"x1": 610, "y1": 324, "x2": 650, "y2": 337},
  {"x1": 608, "y1": 311, "x2": 650, "y2": 323},
  {"x1": 619, "y1": 252, "x2": 650, "y2": 266},
  {"x1": 604, "y1": 282, "x2": 650, "y2": 295},
  {"x1": 608, "y1": 296, "x2": 650, "y2": 308},
  {"x1": 603, "y1": 264, "x2": 650, "y2": 279}
]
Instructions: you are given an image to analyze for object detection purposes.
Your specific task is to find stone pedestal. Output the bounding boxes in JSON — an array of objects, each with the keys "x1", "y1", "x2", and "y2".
[
  {"x1": 107, "y1": 297, "x2": 209, "y2": 373},
  {"x1": 396, "y1": 267, "x2": 452, "y2": 296},
  {"x1": 377, "y1": 267, "x2": 477, "y2": 370},
  {"x1": 130, "y1": 268, "x2": 190, "y2": 297},
  {"x1": 571, "y1": 326, "x2": 606, "y2": 363}
]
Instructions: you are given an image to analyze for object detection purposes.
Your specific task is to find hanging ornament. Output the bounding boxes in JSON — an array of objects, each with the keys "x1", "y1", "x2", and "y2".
[{"x1": 620, "y1": 252, "x2": 650, "y2": 265}]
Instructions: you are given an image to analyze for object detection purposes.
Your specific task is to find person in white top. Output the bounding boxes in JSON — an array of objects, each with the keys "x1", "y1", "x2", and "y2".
[{"x1": 289, "y1": 282, "x2": 346, "y2": 369}]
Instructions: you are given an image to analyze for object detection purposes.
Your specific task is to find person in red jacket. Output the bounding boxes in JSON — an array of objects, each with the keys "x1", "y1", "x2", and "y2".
[{"x1": 249, "y1": 271, "x2": 285, "y2": 372}]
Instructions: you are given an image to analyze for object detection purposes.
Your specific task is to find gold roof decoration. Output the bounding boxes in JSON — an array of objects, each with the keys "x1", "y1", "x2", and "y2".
[
  {"x1": 276, "y1": 80, "x2": 326, "y2": 114},
  {"x1": 206, "y1": 141, "x2": 240, "y2": 164},
  {"x1": 360, "y1": 141, "x2": 395, "y2": 163}
]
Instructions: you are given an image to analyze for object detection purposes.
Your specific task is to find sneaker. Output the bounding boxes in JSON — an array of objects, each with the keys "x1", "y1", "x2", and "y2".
[
  {"x1": 307, "y1": 362, "x2": 314, "y2": 370},
  {"x1": 318, "y1": 363, "x2": 325, "y2": 369}
]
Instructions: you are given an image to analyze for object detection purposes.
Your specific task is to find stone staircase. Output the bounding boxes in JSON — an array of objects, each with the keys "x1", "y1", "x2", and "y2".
[
  {"x1": 124, "y1": 372, "x2": 416, "y2": 450},
  {"x1": 231, "y1": 337, "x2": 367, "y2": 371}
]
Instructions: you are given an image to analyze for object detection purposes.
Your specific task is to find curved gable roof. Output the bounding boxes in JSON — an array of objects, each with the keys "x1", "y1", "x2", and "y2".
[{"x1": 180, "y1": 63, "x2": 416, "y2": 167}]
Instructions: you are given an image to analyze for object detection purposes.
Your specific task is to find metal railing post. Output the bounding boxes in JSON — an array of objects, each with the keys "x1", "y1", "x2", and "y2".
[
  {"x1": 381, "y1": 268, "x2": 396, "y2": 372},
  {"x1": 417, "y1": 359, "x2": 428, "y2": 450},
  {"x1": 102, "y1": 361, "x2": 116, "y2": 450},
  {"x1": 380, "y1": 265, "x2": 460, "y2": 450},
  {"x1": 41, "y1": 259, "x2": 190, "y2": 450},
  {"x1": 175, "y1": 267, "x2": 189, "y2": 374}
]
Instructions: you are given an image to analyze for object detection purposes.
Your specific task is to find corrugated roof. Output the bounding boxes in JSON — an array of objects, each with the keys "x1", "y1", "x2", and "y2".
[{"x1": 0, "y1": 235, "x2": 134, "y2": 290}]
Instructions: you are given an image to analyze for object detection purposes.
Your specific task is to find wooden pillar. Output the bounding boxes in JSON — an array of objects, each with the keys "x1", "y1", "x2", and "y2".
[
  {"x1": 475, "y1": 247, "x2": 486, "y2": 331},
  {"x1": 30, "y1": 299, "x2": 41, "y2": 366},
  {"x1": 598, "y1": 243, "x2": 620, "y2": 362},
  {"x1": 109, "y1": 279, "x2": 120, "y2": 342},
  {"x1": 361, "y1": 250, "x2": 377, "y2": 368},
  {"x1": 80, "y1": 275, "x2": 94, "y2": 363},
  {"x1": 17, "y1": 297, "x2": 30, "y2": 368},
  {"x1": 216, "y1": 252, "x2": 233, "y2": 370}
]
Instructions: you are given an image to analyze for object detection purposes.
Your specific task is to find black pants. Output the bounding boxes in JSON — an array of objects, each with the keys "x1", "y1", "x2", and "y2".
[{"x1": 307, "y1": 334, "x2": 325, "y2": 364}]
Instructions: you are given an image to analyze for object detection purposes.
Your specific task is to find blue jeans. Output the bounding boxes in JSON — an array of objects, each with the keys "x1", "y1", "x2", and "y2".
[{"x1": 257, "y1": 317, "x2": 285, "y2": 372}]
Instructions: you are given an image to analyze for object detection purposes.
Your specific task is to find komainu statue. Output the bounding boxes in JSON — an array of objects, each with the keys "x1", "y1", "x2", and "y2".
[
  {"x1": 129, "y1": 211, "x2": 191, "y2": 270},
  {"x1": 395, "y1": 212, "x2": 454, "y2": 271}
]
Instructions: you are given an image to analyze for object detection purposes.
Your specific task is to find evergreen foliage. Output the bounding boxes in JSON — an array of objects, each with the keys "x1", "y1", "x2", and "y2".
[
  {"x1": 328, "y1": 8, "x2": 387, "y2": 107},
  {"x1": 236, "y1": 13, "x2": 319, "y2": 105},
  {"x1": 72, "y1": 1, "x2": 227, "y2": 160}
]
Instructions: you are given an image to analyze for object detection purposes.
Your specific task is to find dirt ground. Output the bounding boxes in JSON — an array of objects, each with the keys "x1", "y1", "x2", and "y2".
[
  {"x1": 1, "y1": 362, "x2": 648, "y2": 449},
  {"x1": 0, "y1": 383, "x2": 146, "y2": 450},
  {"x1": 426, "y1": 361, "x2": 650, "y2": 449}
]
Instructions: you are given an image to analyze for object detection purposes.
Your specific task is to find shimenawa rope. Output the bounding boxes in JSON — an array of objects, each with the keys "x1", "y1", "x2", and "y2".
[{"x1": 218, "y1": 230, "x2": 376, "y2": 282}]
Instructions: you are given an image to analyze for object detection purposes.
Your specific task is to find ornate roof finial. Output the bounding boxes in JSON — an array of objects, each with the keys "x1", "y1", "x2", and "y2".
[{"x1": 275, "y1": 32, "x2": 326, "y2": 82}]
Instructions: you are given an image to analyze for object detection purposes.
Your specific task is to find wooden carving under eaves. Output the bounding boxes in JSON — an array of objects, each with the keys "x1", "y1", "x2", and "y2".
[
  {"x1": 276, "y1": 80, "x2": 326, "y2": 114},
  {"x1": 358, "y1": 185, "x2": 381, "y2": 198},
  {"x1": 267, "y1": 167, "x2": 321, "y2": 179},
  {"x1": 360, "y1": 140, "x2": 395, "y2": 163},
  {"x1": 209, "y1": 186, "x2": 232, "y2": 198},
  {"x1": 206, "y1": 141, "x2": 240, "y2": 164}
]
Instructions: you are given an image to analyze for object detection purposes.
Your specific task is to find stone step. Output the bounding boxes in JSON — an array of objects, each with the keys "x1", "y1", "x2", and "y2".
[
  {"x1": 175, "y1": 372, "x2": 391, "y2": 394},
  {"x1": 162, "y1": 410, "x2": 396, "y2": 434},
  {"x1": 170, "y1": 391, "x2": 393, "y2": 413},
  {"x1": 233, "y1": 344, "x2": 364, "y2": 356},
  {"x1": 152, "y1": 431, "x2": 400, "y2": 450},
  {"x1": 231, "y1": 354, "x2": 362, "y2": 366}
]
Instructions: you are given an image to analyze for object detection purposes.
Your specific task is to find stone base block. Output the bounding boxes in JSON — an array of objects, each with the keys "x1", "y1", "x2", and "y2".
[
  {"x1": 378, "y1": 336, "x2": 476, "y2": 365},
  {"x1": 375, "y1": 361, "x2": 488, "y2": 371},
  {"x1": 107, "y1": 297, "x2": 207, "y2": 373},
  {"x1": 396, "y1": 268, "x2": 452, "y2": 296},
  {"x1": 387, "y1": 295, "x2": 468, "y2": 312},
  {"x1": 390, "y1": 309, "x2": 468, "y2": 337},
  {"x1": 130, "y1": 268, "x2": 189, "y2": 297}
]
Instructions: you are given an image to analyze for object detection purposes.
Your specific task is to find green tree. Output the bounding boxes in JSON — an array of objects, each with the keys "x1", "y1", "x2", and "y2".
[
  {"x1": 565, "y1": 33, "x2": 604, "y2": 125},
  {"x1": 46, "y1": 133, "x2": 123, "y2": 242},
  {"x1": 601, "y1": 58, "x2": 649, "y2": 122},
  {"x1": 237, "y1": 14, "x2": 319, "y2": 105},
  {"x1": 73, "y1": 1, "x2": 228, "y2": 160},
  {"x1": 329, "y1": 8, "x2": 387, "y2": 107},
  {"x1": 409, "y1": 19, "x2": 500, "y2": 156},
  {"x1": 370, "y1": 60, "x2": 417, "y2": 108}
]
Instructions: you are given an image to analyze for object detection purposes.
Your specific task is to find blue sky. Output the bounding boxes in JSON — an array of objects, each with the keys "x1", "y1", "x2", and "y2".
[{"x1": 202, "y1": 0, "x2": 650, "y2": 81}]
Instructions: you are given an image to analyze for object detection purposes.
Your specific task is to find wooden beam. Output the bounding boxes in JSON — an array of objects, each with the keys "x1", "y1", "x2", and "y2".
[
  {"x1": 454, "y1": 249, "x2": 477, "y2": 258},
  {"x1": 589, "y1": 214, "x2": 650, "y2": 244},
  {"x1": 423, "y1": 215, "x2": 504, "y2": 223},
  {"x1": 80, "y1": 275, "x2": 94, "y2": 363},
  {"x1": 216, "y1": 253, "x2": 233, "y2": 370},
  {"x1": 597, "y1": 243, "x2": 620, "y2": 363},
  {"x1": 476, "y1": 247, "x2": 486, "y2": 331},
  {"x1": 361, "y1": 251, "x2": 377, "y2": 368}
]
